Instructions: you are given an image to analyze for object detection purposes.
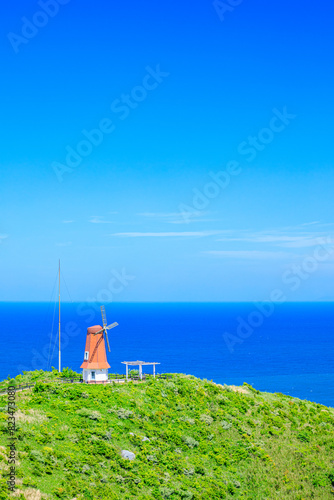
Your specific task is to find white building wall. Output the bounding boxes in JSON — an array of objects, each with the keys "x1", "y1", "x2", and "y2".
[
  {"x1": 95, "y1": 369, "x2": 108, "y2": 382},
  {"x1": 82, "y1": 369, "x2": 108, "y2": 383}
]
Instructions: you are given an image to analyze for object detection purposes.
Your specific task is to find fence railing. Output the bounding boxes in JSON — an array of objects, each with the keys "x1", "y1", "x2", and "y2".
[
  {"x1": 57, "y1": 378, "x2": 83, "y2": 383},
  {"x1": 39, "y1": 374, "x2": 169, "y2": 382},
  {"x1": 0, "y1": 374, "x2": 172, "y2": 392},
  {"x1": 0, "y1": 383, "x2": 35, "y2": 395}
]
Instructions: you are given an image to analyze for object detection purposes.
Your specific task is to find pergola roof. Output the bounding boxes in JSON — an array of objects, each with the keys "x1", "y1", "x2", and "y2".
[{"x1": 121, "y1": 361, "x2": 160, "y2": 366}]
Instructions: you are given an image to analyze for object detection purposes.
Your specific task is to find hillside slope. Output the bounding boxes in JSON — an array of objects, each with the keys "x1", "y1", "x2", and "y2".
[{"x1": 0, "y1": 372, "x2": 334, "y2": 499}]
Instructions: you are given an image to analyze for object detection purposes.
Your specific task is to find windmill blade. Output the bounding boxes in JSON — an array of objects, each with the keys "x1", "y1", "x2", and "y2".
[
  {"x1": 100, "y1": 305, "x2": 107, "y2": 328},
  {"x1": 93, "y1": 322, "x2": 118, "y2": 336},
  {"x1": 105, "y1": 322, "x2": 119, "y2": 330},
  {"x1": 104, "y1": 330, "x2": 111, "y2": 352}
]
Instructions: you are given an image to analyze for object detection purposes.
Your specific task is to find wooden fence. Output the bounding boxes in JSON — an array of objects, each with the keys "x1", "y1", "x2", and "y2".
[
  {"x1": 0, "y1": 374, "x2": 172, "y2": 393},
  {"x1": 0, "y1": 383, "x2": 35, "y2": 395}
]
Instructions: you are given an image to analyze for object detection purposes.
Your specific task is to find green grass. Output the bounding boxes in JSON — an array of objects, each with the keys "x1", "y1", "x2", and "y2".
[{"x1": 0, "y1": 370, "x2": 334, "y2": 499}]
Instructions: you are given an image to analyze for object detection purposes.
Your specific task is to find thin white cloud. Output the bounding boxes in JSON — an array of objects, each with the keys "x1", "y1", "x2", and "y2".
[
  {"x1": 113, "y1": 231, "x2": 222, "y2": 238},
  {"x1": 279, "y1": 237, "x2": 332, "y2": 248},
  {"x1": 204, "y1": 250, "x2": 293, "y2": 259},
  {"x1": 300, "y1": 221, "x2": 322, "y2": 226},
  {"x1": 137, "y1": 211, "x2": 211, "y2": 224},
  {"x1": 216, "y1": 228, "x2": 334, "y2": 249},
  {"x1": 217, "y1": 235, "x2": 320, "y2": 245},
  {"x1": 169, "y1": 218, "x2": 219, "y2": 224},
  {"x1": 137, "y1": 212, "x2": 186, "y2": 218},
  {"x1": 90, "y1": 216, "x2": 114, "y2": 224},
  {"x1": 62, "y1": 220, "x2": 74, "y2": 224},
  {"x1": 56, "y1": 242, "x2": 72, "y2": 247},
  {"x1": 276, "y1": 222, "x2": 324, "y2": 231},
  {"x1": 313, "y1": 222, "x2": 334, "y2": 228},
  {"x1": 0, "y1": 234, "x2": 8, "y2": 242}
]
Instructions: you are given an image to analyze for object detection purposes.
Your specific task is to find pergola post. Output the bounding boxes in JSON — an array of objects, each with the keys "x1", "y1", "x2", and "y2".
[{"x1": 121, "y1": 361, "x2": 160, "y2": 381}]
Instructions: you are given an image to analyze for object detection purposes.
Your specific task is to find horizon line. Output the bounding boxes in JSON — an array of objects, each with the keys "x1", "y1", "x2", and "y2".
[{"x1": 0, "y1": 300, "x2": 333, "y2": 304}]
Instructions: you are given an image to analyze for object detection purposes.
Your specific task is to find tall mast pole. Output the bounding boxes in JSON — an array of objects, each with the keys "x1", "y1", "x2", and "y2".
[{"x1": 58, "y1": 259, "x2": 61, "y2": 373}]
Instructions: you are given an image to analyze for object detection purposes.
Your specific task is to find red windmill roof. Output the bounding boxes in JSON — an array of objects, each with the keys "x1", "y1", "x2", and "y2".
[{"x1": 80, "y1": 325, "x2": 111, "y2": 370}]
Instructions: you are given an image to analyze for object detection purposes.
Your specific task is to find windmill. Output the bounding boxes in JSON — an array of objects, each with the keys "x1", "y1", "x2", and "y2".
[
  {"x1": 93, "y1": 306, "x2": 118, "y2": 353},
  {"x1": 80, "y1": 306, "x2": 118, "y2": 383}
]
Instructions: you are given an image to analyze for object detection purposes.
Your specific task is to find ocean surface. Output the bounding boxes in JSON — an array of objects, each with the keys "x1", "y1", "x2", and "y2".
[{"x1": 0, "y1": 302, "x2": 333, "y2": 407}]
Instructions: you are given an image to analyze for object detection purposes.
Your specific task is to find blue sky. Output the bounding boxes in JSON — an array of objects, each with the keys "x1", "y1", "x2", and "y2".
[{"x1": 1, "y1": 0, "x2": 334, "y2": 301}]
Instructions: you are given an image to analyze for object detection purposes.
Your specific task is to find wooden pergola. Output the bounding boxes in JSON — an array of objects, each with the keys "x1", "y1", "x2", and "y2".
[{"x1": 121, "y1": 361, "x2": 160, "y2": 380}]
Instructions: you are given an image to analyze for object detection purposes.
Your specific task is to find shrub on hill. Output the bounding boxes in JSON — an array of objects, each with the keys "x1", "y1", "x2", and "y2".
[{"x1": 0, "y1": 372, "x2": 334, "y2": 499}]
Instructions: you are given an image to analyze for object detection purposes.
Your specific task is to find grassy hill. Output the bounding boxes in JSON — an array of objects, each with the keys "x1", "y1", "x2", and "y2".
[{"x1": 0, "y1": 370, "x2": 334, "y2": 499}]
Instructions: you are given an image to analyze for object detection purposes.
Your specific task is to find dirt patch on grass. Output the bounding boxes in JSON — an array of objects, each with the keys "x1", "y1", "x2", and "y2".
[
  {"x1": 215, "y1": 383, "x2": 249, "y2": 394},
  {"x1": 229, "y1": 385, "x2": 249, "y2": 394},
  {"x1": 15, "y1": 409, "x2": 47, "y2": 424},
  {"x1": 12, "y1": 488, "x2": 49, "y2": 499}
]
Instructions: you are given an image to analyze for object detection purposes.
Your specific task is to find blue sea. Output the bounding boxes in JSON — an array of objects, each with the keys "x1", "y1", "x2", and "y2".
[{"x1": 0, "y1": 302, "x2": 333, "y2": 407}]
